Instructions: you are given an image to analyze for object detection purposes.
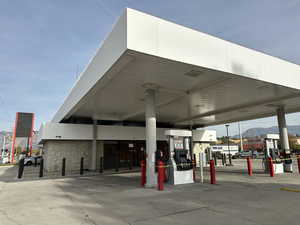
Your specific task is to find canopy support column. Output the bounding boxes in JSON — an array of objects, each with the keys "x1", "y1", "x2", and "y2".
[
  {"x1": 145, "y1": 89, "x2": 157, "y2": 187},
  {"x1": 276, "y1": 106, "x2": 290, "y2": 151},
  {"x1": 91, "y1": 119, "x2": 98, "y2": 171}
]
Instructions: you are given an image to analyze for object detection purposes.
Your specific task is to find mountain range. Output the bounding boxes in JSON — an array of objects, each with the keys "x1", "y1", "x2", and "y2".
[{"x1": 236, "y1": 125, "x2": 300, "y2": 138}]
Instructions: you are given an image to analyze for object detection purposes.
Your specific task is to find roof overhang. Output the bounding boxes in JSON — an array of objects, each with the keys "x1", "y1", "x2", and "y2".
[{"x1": 52, "y1": 8, "x2": 300, "y2": 127}]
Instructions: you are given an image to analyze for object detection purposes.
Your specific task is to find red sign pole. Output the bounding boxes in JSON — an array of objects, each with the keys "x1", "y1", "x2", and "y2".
[
  {"x1": 297, "y1": 156, "x2": 300, "y2": 174},
  {"x1": 29, "y1": 113, "x2": 35, "y2": 156},
  {"x1": 11, "y1": 113, "x2": 19, "y2": 163}
]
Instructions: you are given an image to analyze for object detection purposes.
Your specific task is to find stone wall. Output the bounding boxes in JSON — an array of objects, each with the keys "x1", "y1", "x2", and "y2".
[{"x1": 43, "y1": 140, "x2": 103, "y2": 172}]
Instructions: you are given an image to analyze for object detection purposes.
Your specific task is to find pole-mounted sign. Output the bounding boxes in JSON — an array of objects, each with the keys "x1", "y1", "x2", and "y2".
[{"x1": 11, "y1": 112, "x2": 35, "y2": 162}]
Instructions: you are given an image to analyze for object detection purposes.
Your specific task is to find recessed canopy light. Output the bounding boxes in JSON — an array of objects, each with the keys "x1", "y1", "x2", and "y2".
[
  {"x1": 184, "y1": 70, "x2": 205, "y2": 78},
  {"x1": 195, "y1": 104, "x2": 205, "y2": 108},
  {"x1": 256, "y1": 84, "x2": 271, "y2": 90}
]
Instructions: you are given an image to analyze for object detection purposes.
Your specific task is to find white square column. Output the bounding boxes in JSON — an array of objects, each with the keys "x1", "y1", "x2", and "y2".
[
  {"x1": 90, "y1": 119, "x2": 98, "y2": 171},
  {"x1": 276, "y1": 106, "x2": 290, "y2": 150},
  {"x1": 145, "y1": 89, "x2": 157, "y2": 187}
]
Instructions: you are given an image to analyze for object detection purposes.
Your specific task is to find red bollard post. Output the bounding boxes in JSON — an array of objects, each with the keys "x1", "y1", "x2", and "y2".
[
  {"x1": 163, "y1": 162, "x2": 168, "y2": 183},
  {"x1": 192, "y1": 159, "x2": 196, "y2": 182},
  {"x1": 268, "y1": 157, "x2": 275, "y2": 177},
  {"x1": 157, "y1": 161, "x2": 164, "y2": 191},
  {"x1": 140, "y1": 160, "x2": 146, "y2": 187},
  {"x1": 247, "y1": 157, "x2": 252, "y2": 176},
  {"x1": 297, "y1": 156, "x2": 300, "y2": 174},
  {"x1": 209, "y1": 160, "x2": 216, "y2": 184}
]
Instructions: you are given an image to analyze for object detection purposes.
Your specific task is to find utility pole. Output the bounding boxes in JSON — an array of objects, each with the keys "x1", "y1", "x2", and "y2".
[{"x1": 238, "y1": 122, "x2": 244, "y2": 152}]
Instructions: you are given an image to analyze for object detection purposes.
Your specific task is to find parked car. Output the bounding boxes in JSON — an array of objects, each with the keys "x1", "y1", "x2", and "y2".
[
  {"x1": 237, "y1": 151, "x2": 253, "y2": 158},
  {"x1": 236, "y1": 151, "x2": 261, "y2": 158},
  {"x1": 232, "y1": 152, "x2": 240, "y2": 159},
  {"x1": 251, "y1": 150, "x2": 261, "y2": 158},
  {"x1": 24, "y1": 156, "x2": 42, "y2": 166}
]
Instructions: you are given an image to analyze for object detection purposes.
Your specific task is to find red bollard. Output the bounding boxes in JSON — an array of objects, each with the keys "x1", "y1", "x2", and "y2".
[
  {"x1": 157, "y1": 161, "x2": 164, "y2": 191},
  {"x1": 192, "y1": 159, "x2": 196, "y2": 182},
  {"x1": 297, "y1": 156, "x2": 300, "y2": 174},
  {"x1": 209, "y1": 160, "x2": 216, "y2": 184},
  {"x1": 163, "y1": 162, "x2": 168, "y2": 183},
  {"x1": 268, "y1": 157, "x2": 274, "y2": 177},
  {"x1": 140, "y1": 160, "x2": 146, "y2": 187},
  {"x1": 247, "y1": 157, "x2": 252, "y2": 176}
]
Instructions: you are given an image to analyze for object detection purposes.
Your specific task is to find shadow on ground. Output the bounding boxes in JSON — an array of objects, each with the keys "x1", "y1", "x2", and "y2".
[
  {"x1": 33, "y1": 170, "x2": 300, "y2": 225},
  {"x1": 1, "y1": 159, "x2": 300, "y2": 225}
]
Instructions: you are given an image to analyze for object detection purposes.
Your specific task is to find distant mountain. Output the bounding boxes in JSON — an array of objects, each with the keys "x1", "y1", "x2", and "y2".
[{"x1": 235, "y1": 125, "x2": 300, "y2": 138}]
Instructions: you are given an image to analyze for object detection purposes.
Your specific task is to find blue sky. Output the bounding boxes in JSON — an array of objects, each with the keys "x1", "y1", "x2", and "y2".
[{"x1": 1, "y1": 0, "x2": 300, "y2": 136}]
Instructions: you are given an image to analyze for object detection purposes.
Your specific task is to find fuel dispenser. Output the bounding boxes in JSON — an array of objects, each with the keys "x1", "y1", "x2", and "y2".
[
  {"x1": 165, "y1": 130, "x2": 194, "y2": 185},
  {"x1": 282, "y1": 149, "x2": 293, "y2": 173},
  {"x1": 263, "y1": 134, "x2": 285, "y2": 174}
]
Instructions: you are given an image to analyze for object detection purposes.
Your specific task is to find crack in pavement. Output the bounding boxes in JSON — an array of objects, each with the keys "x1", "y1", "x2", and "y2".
[
  {"x1": 132, "y1": 206, "x2": 217, "y2": 223},
  {"x1": 131, "y1": 206, "x2": 265, "y2": 225}
]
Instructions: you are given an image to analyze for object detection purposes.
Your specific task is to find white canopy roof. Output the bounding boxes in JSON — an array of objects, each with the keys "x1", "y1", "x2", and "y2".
[{"x1": 52, "y1": 8, "x2": 300, "y2": 127}]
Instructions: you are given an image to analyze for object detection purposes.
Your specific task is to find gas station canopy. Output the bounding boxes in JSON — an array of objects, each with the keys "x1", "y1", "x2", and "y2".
[{"x1": 53, "y1": 8, "x2": 300, "y2": 127}]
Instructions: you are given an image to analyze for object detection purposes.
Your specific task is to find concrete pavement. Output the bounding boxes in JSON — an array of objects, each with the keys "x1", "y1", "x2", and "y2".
[{"x1": 1, "y1": 161, "x2": 300, "y2": 225}]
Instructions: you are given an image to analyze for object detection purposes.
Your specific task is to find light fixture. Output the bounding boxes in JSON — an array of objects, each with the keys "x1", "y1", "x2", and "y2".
[{"x1": 184, "y1": 70, "x2": 205, "y2": 78}]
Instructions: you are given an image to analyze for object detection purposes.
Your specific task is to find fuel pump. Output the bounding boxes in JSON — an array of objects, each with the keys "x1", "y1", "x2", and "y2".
[
  {"x1": 282, "y1": 149, "x2": 293, "y2": 172},
  {"x1": 165, "y1": 130, "x2": 194, "y2": 185},
  {"x1": 263, "y1": 134, "x2": 284, "y2": 174}
]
